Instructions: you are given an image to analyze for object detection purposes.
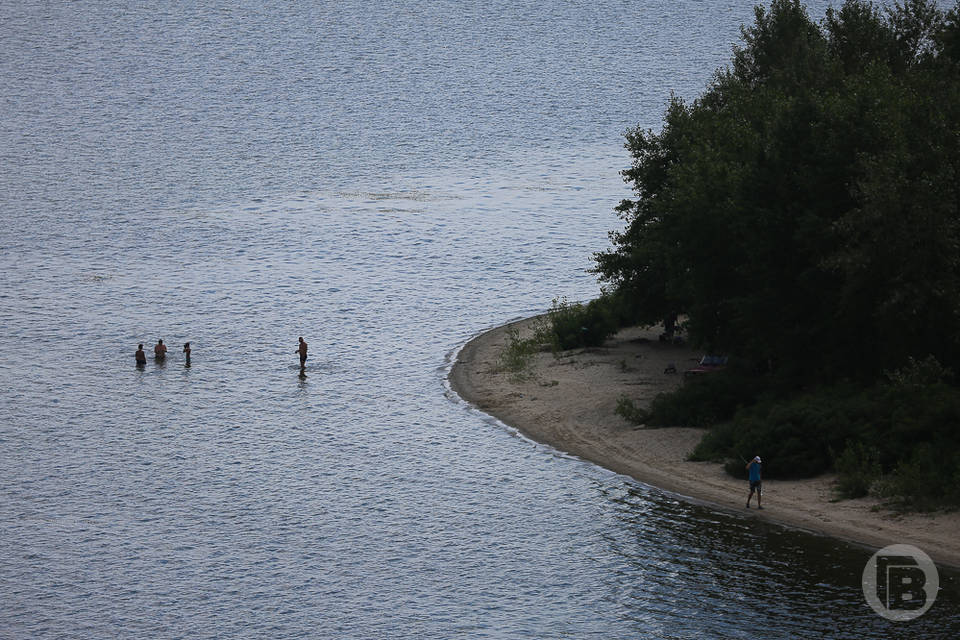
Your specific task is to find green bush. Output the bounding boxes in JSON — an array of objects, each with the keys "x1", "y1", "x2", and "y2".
[
  {"x1": 834, "y1": 441, "x2": 883, "y2": 499},
  {"x1": 546, "y1": 296, "x2": 619, "y2": 351},
  {"x1": 889, "y1": 443, "x2": 960, "y2": 511},
  {"x1": 691, "y1": 384, "x2": 876, "y2": 478},
  {"x1": 498, "y1": 293, "x2": 629, "y2": 378},
  {"x1": 497, "y1": 326, "x2": 541, "y2": 380},
  {"x1": 693, "y1": 403, "x2": 838, "y2": 479},
  {"x1": 535, "y1": 301, "x2": 960, "y2": 507},
  {"x1": 645, "y1": 368, "x2": 765, "y2": 428},
  {"x1": 615, "y1": 396, "x2": 648, "y2": 425},
  {"x1": 885, "y1": 355, "x2": 954, "y2": 388},
  {"x1": 688, "y1": 380, "x2": 960, "y2": 508}
]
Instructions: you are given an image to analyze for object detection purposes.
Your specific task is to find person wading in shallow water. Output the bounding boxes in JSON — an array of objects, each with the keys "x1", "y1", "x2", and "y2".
[
  {"x1": 183, "y1": 342, "x2": 191, "y2": 365},
  {"x1": 746, "y1": 456, "x2": 763, "y2": 509},
  {"x1": 297, "y1": 337, "x2": 308, "y2": 371},
  {"x1": 135, "y1": 344, "x2": 147, "y2": 366},
  {"x1": 154, "y1": 339, "x2": 167, "y2": 359}
]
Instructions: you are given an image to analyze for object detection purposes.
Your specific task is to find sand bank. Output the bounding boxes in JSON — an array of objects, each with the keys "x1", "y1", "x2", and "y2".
[{"x1": 449, "y1": 317, "x2": 960, "y2": 569}]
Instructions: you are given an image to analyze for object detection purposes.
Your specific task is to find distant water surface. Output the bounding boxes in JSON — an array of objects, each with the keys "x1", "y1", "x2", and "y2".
[{"x1": 1, "y1": 1, "x2": 957, "y2": 638}]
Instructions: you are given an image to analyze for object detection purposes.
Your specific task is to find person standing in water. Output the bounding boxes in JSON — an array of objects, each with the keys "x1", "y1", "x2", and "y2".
[
  {"x1": 183, "y1": 342, "x2": 191, "y2": 365},
  {"x1": 135, "y1": 344, "x2": 147, "y2": 366},
  {"x1": 296, "y1": 337, "x2": 308, "y2": 371},
  {"x1": 746, "y1": 455, "x2": 763, "y2": 509},
  {"x1": 154, "y1": 339, "x2": 167, "y2": 359}
]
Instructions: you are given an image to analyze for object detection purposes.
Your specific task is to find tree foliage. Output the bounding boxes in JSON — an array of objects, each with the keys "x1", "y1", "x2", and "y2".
[
  {"x1": 595, "y1": 0, "x2": 960, "y2": 382},
  {"x1": 593, "y1": 0, "x2": 960, "y2": 506}
]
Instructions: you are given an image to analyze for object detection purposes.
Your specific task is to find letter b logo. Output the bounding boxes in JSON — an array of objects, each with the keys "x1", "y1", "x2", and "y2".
[{"x1": 863, "y1": 544, "x2": 938, "y2": 621}]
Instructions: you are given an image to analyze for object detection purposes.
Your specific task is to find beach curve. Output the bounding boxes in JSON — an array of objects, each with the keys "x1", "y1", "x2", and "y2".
[{"x1": 449, "y1": 316, "x2": 960, "y2": 570}]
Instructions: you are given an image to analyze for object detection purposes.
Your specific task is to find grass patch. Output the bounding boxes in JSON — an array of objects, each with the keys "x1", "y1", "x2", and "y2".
[
  {"x1": 615, "y1": 396, "x2": 648, "y2": 425},
  {"x1": 498, "y1": 292, "x2": 630, "y2": 380},
  {"x1": 497, "y1": 325, "x2": 542, "y2": 381}
]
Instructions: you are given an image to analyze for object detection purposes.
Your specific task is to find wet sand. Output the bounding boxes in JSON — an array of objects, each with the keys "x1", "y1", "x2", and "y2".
[{"x1": 449, "y1": 317, "x2": 960, "y2": 569}]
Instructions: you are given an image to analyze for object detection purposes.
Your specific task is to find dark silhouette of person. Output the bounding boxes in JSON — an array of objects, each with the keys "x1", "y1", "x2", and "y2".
[
  {"x1": 297, "y1": 337, "x2": 308, "y2": 371},
  {"x1": 183, "y1": 342, "x2": 191, "y2": 366},
  {"x1": 154, "y1": 339, "x2": 167, "y2": 359},
  {"x1": 135, "y1": 344, "x2": 147, "y2": 366}
]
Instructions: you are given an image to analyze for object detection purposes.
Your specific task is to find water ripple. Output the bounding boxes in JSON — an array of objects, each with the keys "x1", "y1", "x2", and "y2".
[{"x1": 2, "y1": 1, "x2": 957, "y2": 639}]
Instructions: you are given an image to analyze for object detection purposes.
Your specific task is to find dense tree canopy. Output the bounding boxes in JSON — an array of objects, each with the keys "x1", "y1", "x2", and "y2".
[{"x1": 596, "y1": 0, "x2": 960, "y2": 382}]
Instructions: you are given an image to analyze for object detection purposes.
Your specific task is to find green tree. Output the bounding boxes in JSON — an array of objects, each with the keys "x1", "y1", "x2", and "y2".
[{"x1": 595, "y1": 0, "x2": 960, "y2": 381}]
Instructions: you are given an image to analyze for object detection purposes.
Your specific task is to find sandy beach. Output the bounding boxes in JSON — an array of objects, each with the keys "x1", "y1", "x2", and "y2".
[{"x1": 450, "y1": 317, "x2": 960, "y2": 569}]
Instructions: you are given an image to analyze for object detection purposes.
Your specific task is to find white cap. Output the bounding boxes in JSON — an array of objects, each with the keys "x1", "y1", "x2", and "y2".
[{"x1": 754, "y1": 456, "x2": 762, "y2": 463}]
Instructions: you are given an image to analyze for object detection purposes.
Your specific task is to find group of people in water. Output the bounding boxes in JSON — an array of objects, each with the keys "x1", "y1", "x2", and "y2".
[
  {"x1": 135, "y1": 337, "x2": 308, "y2": 372},
  {"x1": 135, "y1": 339, "x2": 190, "y2": 366}
]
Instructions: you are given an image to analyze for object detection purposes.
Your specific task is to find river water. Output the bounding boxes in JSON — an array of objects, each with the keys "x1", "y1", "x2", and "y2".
[{"x1": 1, "y1": 1, "x2": 956, "y2": 638}]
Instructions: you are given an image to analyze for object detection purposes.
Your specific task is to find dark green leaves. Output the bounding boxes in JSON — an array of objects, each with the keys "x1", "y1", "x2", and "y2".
[{"x1": 595, "y1": 0, "x2": 960, "y2": 381}]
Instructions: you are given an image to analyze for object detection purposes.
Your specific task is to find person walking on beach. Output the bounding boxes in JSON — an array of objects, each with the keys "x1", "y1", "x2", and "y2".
[
  {"x1": 746, "y1": 455, "x2": 762, "y2": 509},
  {"x1": 296, "y1": 337, "x2": 308, "y2": 371},
  {"x1": 154, "y1": 339, "x2": 168, "y2": 359},
  {"x1": 135, "y1": 344, "x2": 147, "y2": 366}
]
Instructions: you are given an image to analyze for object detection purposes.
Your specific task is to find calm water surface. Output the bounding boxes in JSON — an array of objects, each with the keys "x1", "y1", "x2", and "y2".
[{"x1": 1, "y1": 1, "x2": 957, "y2": 638}]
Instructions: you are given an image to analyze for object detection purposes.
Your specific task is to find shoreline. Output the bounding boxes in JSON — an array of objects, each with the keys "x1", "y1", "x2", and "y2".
[{"x1": 449, "y1": 316, "x2": 960, "y2": 570}]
